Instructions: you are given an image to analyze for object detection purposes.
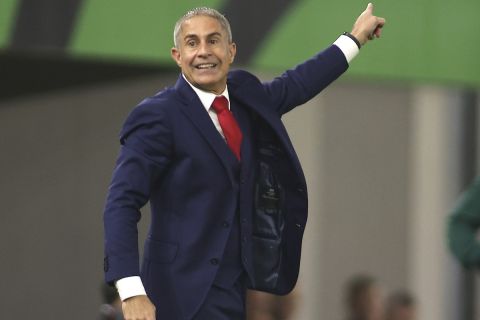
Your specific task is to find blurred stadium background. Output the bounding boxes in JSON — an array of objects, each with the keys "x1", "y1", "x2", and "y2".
[{"x1": 0, "y1": 0, "x2": 479, "y2": 319}]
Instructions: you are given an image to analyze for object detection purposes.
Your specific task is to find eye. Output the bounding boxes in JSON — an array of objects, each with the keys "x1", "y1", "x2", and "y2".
[
  {"x1": 209, "y1": 38, "x2": 219, "y2": 45},
  {"x1": 186, "y1": 40, "x2": 196, "y2": 47}
]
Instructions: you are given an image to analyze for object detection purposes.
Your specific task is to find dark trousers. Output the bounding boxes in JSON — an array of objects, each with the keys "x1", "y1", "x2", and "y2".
[{"x1": 193, "y1": 273, "x2": 247, "y2": 320}]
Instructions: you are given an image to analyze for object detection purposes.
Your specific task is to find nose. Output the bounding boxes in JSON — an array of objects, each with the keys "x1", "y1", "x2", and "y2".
[{"x1": 197, "y1": 41, "x2": 211, "y2": 57}]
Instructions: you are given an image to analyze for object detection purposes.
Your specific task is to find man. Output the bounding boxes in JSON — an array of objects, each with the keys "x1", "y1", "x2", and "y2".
[
  {"x1": 448, "y1": 176, "x2": 480, "y2": 267},
  {"x1": 98, "y1": 283, "x2": 124, "y2": 320},
  {"x1": 246, "y1": 288, "x2": 299, "y2": 319},
  {"x1": 344, "y1": 274, "x2": 385, "y2": 320},
  {"x1": 104, "y1": 4, "x2": 385, "y2": 320},
  {"x1": 385, "y1": 290, "x2": 416, "y2": 320}
]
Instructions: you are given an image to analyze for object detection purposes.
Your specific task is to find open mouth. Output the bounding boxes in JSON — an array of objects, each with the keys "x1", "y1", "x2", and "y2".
[{"x1": 195, "y1": 63, "x2": 217, "y2": 70}]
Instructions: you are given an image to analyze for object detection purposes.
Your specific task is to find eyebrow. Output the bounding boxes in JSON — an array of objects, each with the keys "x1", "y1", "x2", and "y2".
[{"x1": 183, "y1": 32, "x2": 222, "y2": 41}]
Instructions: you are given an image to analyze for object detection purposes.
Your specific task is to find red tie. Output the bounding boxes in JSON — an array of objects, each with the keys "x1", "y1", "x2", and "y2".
[{"x1": 211, "y1": 96, "x2": 243, "y2": 161}]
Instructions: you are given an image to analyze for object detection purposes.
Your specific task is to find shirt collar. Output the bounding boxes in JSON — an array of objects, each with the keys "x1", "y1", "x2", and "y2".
[{"x1": 182, "y1": 74, "x2": 230, "y2": 112}]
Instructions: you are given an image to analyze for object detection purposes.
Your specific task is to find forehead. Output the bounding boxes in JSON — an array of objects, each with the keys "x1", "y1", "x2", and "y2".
[{"x1": 180, "y1": 15, "x2": 226, "y2": 38}]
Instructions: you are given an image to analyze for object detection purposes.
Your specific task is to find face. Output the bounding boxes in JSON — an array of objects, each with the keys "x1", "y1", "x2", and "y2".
[
  {"x1": 171, "y1": 15, "x2": 236, "y2": 94},
  {"x1": 389, "y1": 306, "x2": 415, "y2": 320},
  {"x1": 366, "y1": 286, "x2": 385, "y2": 320},
  {"x1": 356, "y1": 286, "x2": 385, "y2": 320}
]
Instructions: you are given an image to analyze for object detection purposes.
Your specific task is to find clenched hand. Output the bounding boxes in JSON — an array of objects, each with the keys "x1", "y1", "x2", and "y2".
[
  {"x1": 351, "y1": 3, "x2": 386, "y2": 46},
  {"x1": 122, "y1": 295, "x2": 156, "y2": 320}
]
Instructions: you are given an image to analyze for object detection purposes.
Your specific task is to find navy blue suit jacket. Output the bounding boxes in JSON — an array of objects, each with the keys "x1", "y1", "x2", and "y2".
[{"x1": 104, "y1": 44, "x2": 348, "y2": 319}]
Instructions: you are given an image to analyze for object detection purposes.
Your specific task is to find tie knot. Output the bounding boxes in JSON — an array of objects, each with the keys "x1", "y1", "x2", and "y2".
[{"x1": 211, "y1": 96, "x2": 229, "y2": 113}]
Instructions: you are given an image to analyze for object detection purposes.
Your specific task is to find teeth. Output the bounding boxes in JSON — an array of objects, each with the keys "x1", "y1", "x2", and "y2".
[{"x1": 197, "y1": 64, "x2": 215, "y2": 69}]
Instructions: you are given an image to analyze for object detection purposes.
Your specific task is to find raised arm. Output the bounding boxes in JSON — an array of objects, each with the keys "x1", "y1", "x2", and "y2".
[{"x1": 262, "y1": 3, "x2": 386, "y2": 116}]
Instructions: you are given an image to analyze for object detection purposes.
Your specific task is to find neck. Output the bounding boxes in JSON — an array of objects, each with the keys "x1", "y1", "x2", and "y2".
[{"x1": 181, "y1": 74, "x2": 226, "y2": 95}]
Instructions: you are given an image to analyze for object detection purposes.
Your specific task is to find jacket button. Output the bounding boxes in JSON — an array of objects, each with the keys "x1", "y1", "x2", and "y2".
[
  {"x1": 210, "y1": 258, "x2": 219, "y2": 265},
  {"x1": 222, "y1": 221, "x2": 230, "y2": 228}
]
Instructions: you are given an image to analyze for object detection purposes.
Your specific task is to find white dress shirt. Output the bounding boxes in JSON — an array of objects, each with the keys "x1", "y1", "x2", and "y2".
[
  {"x1": 115, "y1": 34, "x2": 358, "y2": 301},
  {"x1": 186, "y1": 79, "x2": 231, "y2": 139}
]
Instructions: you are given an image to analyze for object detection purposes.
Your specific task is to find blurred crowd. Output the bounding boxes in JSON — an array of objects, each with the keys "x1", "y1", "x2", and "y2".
[
  {"x1": 98, "y1": 274, "x2": 415, "y2": 320},
  {"x1": 343, "y1": 274, "x2": 415, "y2": 320}
]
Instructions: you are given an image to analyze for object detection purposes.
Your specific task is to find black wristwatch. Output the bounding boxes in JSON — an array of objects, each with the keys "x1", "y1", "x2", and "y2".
[{"x1": 342, "y1": 32, "x2": 361, "y2": 49}]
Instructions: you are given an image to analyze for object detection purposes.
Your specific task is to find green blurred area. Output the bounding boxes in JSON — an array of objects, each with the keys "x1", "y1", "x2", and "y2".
[
  {"x1": 70, "y1": 0, "x2": 224, "y2": 63},
  {"x1": 2, "y1": 0, "x2": 480, "y2": 86},
  {"x1": 0, "y1": 0, "x2": 19, "y2": 48},
  {"x1": 253, "y1": 0, "x2": 480, "y2": 87}
]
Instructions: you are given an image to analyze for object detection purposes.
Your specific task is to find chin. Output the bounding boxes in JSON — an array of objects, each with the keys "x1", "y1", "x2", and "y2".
[{"x1": 195, "y1": 79, "x2": 223, "y2": 91}]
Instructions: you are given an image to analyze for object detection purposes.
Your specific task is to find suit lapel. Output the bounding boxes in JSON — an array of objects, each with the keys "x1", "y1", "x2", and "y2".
[
  {"x1": 228, "y1": 81, "x2": 290, "y2": 140},
  {"x1": 228, "y1": 75, "x2": 305, "y2": 178},
  {"x1": 227, "y1": 77, "x2": 287, "y2": 139},
  {"x1": 174, "y1": 75, "x2": 237, "y2": 185}
]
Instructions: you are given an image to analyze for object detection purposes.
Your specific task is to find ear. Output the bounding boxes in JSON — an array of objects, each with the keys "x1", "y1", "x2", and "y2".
[
  {"x1": 171, "y1": 47, "x2": 182, "y2": 67},
  {"x1": 228, "y1": 42, "x2": 237, "y2": 64}
]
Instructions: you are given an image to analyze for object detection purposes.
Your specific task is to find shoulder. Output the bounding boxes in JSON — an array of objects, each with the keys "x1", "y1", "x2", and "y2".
[
  {"x1": 227, "y1": 69, "x2": 270, "y2": 102},
  {"x1": 137, "y1": 87, "x2": 179, "y2": 112},
  {"x1": 228, "y1": 69, "x2": 262, "y2": 87},
  {"x1": 120, "y1": 87, "x2": 179, "y2": 143}
]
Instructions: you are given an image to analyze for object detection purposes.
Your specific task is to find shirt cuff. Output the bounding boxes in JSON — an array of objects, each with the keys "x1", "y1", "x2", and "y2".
[
  {"x1": 333, "y1": 34, "x2": 360, "y2": 64},
  {"x1": 115, "y1": 276, "x2": 147, "y2": 301}
]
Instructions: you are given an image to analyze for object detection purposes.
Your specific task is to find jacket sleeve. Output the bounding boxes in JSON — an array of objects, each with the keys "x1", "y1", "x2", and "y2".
[
  {"x1": 262, "y1": 45, "x2": 349, "y2": 116},
  {"x1": 448, "y1": 177, "x2": 480, "y2": 268},
  {"x1": 103, "y1": 102, "x2": 172, "y2": 284}
]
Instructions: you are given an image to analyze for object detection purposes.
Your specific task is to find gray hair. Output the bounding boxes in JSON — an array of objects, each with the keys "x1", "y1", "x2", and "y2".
[{"x1": 173, "y1": 7, "x2": 233, "y2": 48}]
